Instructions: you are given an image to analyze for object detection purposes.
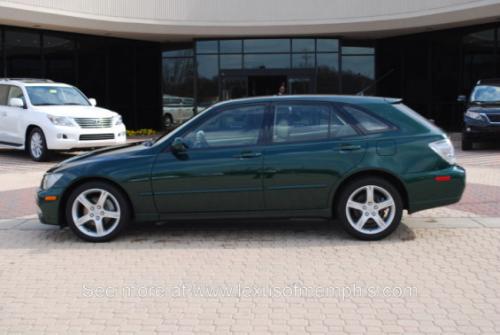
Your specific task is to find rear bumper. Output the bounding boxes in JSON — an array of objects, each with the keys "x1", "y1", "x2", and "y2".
[{"x1": 405, "y1": 165, "x2": 466, "y2": 214}]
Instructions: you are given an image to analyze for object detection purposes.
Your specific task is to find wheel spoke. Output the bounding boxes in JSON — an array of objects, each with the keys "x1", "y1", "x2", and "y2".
[
  {"x1": 96, "y1": 191, "x2": 109, "y2": 208},
  {"x1": 355, "y1": 215, "x2": 369, "y2": 229},
  {"x1": 102, "y1": 210, "x2": 120, "y2": 220},
  {"x1": 77, "y1": 195, "x2": 94, "y2": 211},
  {"x1": 373, "y1": 214, "x2": 387, "y2": 229},
  {"x1": 94, "y1": 220, "x2": 105, "y2": 236},
  {"x1": 377, "y1": 199, "x2": 395, "y2": 210},
  {"x1": 347, "y1": 200, "x2": 364, "y2": 211},
  {"x1": 75, "y1": 214, "x2": 92, "y2": 226},
  {"x1": 366, "y1": 186, "x2": 375, "y2": 203}
]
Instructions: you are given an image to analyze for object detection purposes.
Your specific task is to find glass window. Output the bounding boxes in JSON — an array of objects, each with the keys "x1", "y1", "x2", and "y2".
[
  {"x1": 341, "y1": 55, "x2": 375, "y2": 94},
  {"x1": 162, "y1": 57, "x2": 195, "y2": 112},
  {"x1": 43, "y1": 34, "x2": 75, "y2": 84},
  {"x1": 183, "y1": 105, "x2": 265, "y2": 148},
  {"x1": 244, "y1": 39, "x2": 290, "y2": 53},
  {"x1": 8, "y1": 86, "x2": 25, "y2": 104},
  {"x1": 4, "y1": 29, "x2": 42, "y2": 77},
  {"x1": 244, "y1": 54, "x2": 290, "y2": 69},
  {"x1": 292, "y1": 39, "x2": 315, "y2": 53},
  {"x1": 273, "y1": 104, "x2": 330, "y2": 143},
  {"x1": 292, "y1": 53, "x2": 315, "y2": 68},
  {"x1": 26, "y1": 86, "x2": 90, "y2": 106},
  {"x1": 196, "y1": 40, "x2": 218, "y2": 54},
  {"x1": 0, "y1": 85, "x2": 9, "y2": 105},
  {"x1": 162, "y1": 49, "x2": 193, "y2": 57},
  {"x1": 317, "y1": 39, "x2": 339, "y2": 52},
  {"x1": 220, "y1": 55, "x2": 242, "y2": 69},
  {"x1": 197, "y1": 55, "x2": 219, "y2": 108},
  {"x1": 317, "y1": 53, "x2": 340, "y2": 94},
  {"x1": 342, "y1": 46, "x2": 375, "y2": 55},
  {"x1": 342, "y1": 105, "x2": 390, "y2": 133},
  {"x1": 220, "y1": 40, "x2": 242, "y2": 53},
  {"x1": 330, "y1": 110, "x2": 357, "y2": 138}
]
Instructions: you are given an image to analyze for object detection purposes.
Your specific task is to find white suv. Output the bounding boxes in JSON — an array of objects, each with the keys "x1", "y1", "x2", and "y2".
[{"x1": 0, "y1": 79, "x2": 127, "y2": 161}]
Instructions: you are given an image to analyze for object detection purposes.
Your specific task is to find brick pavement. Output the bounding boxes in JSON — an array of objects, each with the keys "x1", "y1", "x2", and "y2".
[
  {"x1": 0, "y1": 220, "x2": 499, "y2": 334},
  {"x1": 0, "y1": 136, "x2": 499, "y2": 334}
]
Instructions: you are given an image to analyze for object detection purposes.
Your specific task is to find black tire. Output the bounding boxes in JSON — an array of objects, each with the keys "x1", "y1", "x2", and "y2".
[
  {"x1": 461, "y1": 134, "x2": 473, "y2": 151},
  {"x1": 27, "y1": 127, "x2": 50, "y2": 162},
  {"x1": 336, "y1": 177, "x2": 403, "y2": 241},
  {"x1": 65, "y1": 181, "x2": 131, "y2": 242},
  {"x1": 163, "y1": 114, "x2": 173, "y2": 129}
]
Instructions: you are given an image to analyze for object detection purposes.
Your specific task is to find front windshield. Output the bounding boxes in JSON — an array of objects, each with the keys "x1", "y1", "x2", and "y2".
[
  {"x1": 26, "y1": 86, "x2": 90, "y2": 106},
  {"x1": 470, "y1": 85, "x2": 500, "y2": 103}
]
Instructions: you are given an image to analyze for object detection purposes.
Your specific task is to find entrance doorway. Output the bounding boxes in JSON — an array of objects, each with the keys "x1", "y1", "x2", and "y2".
[
  {"x1": 220, "y1": 71, "x2": 315, "y2": 101},
  {"x1": 248, "y1": 75, "x2": 287, "y2": 96}
]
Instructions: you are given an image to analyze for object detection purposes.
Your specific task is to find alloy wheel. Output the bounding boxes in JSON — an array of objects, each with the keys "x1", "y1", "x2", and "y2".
[
  {"x1": 30, "y1": 132, "x2": 44, "y2": 159},
  {"x1": 345, "y1": 185, "x2": 396, "y2": 235},
  {"x1": 71, "y1": 188, "x2": 121, "y2": 238}
]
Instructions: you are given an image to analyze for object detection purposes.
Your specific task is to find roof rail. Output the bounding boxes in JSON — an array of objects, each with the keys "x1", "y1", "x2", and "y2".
[{"x1": 0, "y1": 78, "x2": 54, "y2": 83}]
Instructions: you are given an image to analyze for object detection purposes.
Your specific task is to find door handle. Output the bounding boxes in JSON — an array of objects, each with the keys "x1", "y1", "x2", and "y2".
[
  {"x1": 338, "y1": 144, "x2": 362, "y2": 152},
  {"x1": 234, "y1": 151, "x2": 262, "y2": 159},
  {"x1": 0, "y1": 112, "x2": 6, "y2": 117}
]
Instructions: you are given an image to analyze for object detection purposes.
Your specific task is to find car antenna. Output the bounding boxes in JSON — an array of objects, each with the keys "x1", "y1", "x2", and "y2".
[{"x1": 356, "y1": 69, "x2": 395, "y2": 96}]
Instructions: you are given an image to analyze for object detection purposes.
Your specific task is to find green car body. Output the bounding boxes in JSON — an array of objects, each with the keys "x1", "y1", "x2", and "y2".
[{"x1": 37, "y1": 95, "x2": 465, "y2": 241}]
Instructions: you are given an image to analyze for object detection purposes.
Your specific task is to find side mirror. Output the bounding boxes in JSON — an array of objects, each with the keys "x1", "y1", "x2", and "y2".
[
  {"x1": 88, "y1": 98, "x2": 97, "y2": 107},
  {"x1": 170, "y1": 137, "x2": 188, "y2": 154},
  {"x1": 8, "y1": 97, "x2": 25, "y2": 108},
  {"x1": 457, "y1": 95, "x2": 467, "y2": 103}
]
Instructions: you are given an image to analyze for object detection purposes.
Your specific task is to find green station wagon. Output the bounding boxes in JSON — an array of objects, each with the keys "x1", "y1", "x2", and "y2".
[{"x1": 37, "y1": 96, "x2": 466, "y2": 242}]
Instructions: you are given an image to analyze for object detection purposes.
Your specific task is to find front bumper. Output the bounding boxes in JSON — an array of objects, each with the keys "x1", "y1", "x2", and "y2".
[
  {"x1": 37, "y1": 187, "x2": 64, "y2": 226},
  {"x1": 45, "y1": 125, "x2": 127, "y2": 150},
  {"x1": 463, "y1": 123, "x2": 500, "y2": 140},
  {"x1": 405, "y1": 165, "x2": 466, "y2": 214}
]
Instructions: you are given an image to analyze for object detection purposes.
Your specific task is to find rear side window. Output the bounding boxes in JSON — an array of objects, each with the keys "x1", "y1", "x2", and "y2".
[
  {"x1": 342, "y1": 105, "x2": 391, "y2": 133},
  {"x1": 272, "y1": 103, "x2": 357, "y2": 143},
  {"x1": 0, "y1": 85, "x2": 8, "y2": 105}
]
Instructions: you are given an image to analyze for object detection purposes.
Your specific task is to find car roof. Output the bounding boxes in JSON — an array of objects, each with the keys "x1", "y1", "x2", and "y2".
[
  {"x1": 213, "y1": 95, "x2": 402, "y2": 107},
  {"x1": 477, "y1": 78, "x2": 500, "y2": 86},
  {"x1": 0, "y1": 78, "x2": 71, "y2": 86}
]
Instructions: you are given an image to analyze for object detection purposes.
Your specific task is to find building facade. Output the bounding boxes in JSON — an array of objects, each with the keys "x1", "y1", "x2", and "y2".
[{"x1": 1, "y1": 0, "x2": 500, "y2": 130}]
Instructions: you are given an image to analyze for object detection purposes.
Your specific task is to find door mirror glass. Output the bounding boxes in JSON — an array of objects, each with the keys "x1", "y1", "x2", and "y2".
[
  {"x1": 88, "y1": 98, "x2": 97, "y2": 107},
  {"x1": 171, "y1": 137, "x2": 188, "y2": 154},
  {"x1": 8, "y1": 97, "x2": 24, "y2": 108},
  {"x1": 457, "y1": 95, "x2": 467, "y2": 103}
]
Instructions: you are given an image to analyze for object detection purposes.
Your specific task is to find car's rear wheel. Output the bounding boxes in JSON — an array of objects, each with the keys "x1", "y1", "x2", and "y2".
[
  {"x1": 65, "y1": 181, "x2": 130, "y2": 242},
  {"x1": 28, "y1": 127, "x2": 50, "y2": 162},
  {"x1": 336, "y1": 177, "x2": 403, "y2": 240},
  {"x1": 461, "y1": 133, "x2": 473, "y2": 151}
]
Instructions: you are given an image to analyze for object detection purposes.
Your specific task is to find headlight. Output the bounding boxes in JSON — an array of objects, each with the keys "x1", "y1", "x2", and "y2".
[
  {"x1": 465, "y1": 110, "x2": 485, "y2": 121},
  {"x1": 114, "y1": 115, "x2": 123, "y2": 126},
  {"x1": 47, "y1": 115, "x2": 76, "y2": 127},
  {"x1": 42, "y1": 173, "x2": 63, "y2": 190},
  {"x1": 429, "y1": 138, "x2": 456, "y2": 165}
]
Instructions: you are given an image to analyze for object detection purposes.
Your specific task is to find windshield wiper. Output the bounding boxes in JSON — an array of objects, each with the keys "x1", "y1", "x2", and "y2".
[
  {"x1": 35, "y1": 103, "x2": 58, "y2": 106},
  {"x1": 62, "y1": 103, "x2": 85, "y2": 105}
]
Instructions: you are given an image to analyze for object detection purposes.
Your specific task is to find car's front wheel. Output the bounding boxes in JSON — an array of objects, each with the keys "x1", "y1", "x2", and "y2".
[
  {"x1": 65, "y1": 181, "x2": 130, "y2": 242},
  {"x1": 336, "y1": 177, "x2": 403, "y2": 240},
  {"x1": 28, "y1": 127, "x2": 50, "y2": 162}
]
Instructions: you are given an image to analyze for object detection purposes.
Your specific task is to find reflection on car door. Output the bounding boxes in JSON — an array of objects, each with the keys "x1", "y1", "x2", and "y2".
[
  {"x1": 262, "y1": 102, "x2": 366, "y2": 211},
  {"x1": 152, "y1": 104, "x2": 267, "y2": 214}
]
